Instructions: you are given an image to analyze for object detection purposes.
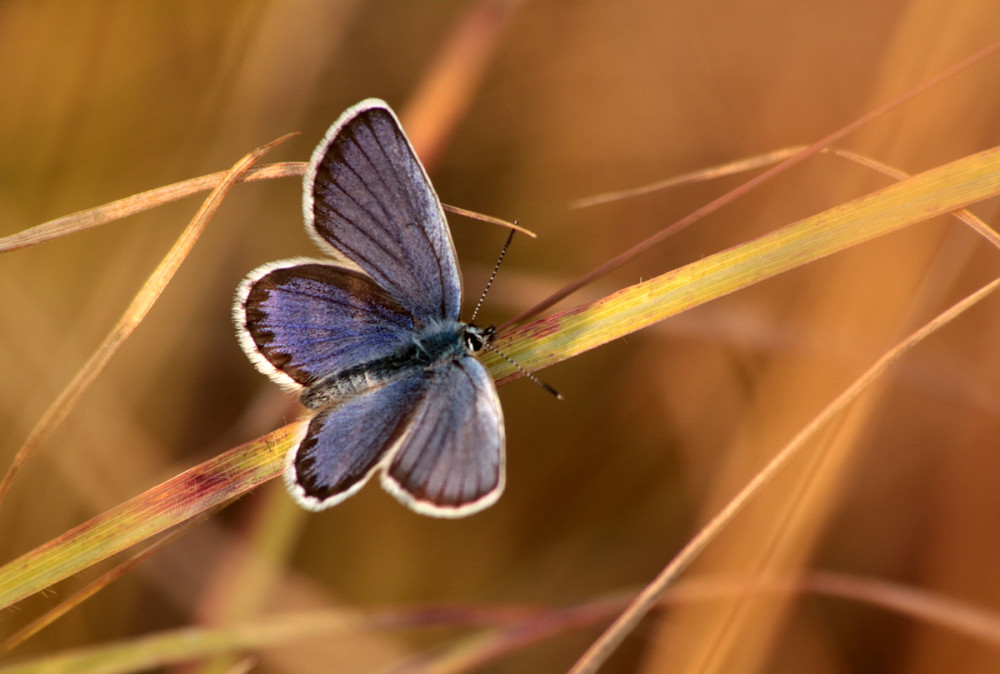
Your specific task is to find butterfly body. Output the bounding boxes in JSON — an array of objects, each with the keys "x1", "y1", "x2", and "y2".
[
  {"x1": 234, "y1": 99, "x2": 505, "y2": 517},
  {"x1": 299, "y1": 317, "x2": 483, "y2": 410}
]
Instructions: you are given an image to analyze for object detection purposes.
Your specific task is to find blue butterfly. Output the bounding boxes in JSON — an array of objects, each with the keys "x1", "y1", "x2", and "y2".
[{"x1": 234, "y1": 99, "x2": 504, "y2": 517}]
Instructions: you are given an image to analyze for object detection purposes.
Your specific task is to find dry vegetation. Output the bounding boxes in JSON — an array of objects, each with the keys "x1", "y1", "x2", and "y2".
[{"x1": 2, "y1": 2, "x2": 1000, "y2": 672}]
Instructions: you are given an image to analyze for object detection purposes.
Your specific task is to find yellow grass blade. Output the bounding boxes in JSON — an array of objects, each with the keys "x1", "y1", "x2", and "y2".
[
  {"x1": 487, "y1": 144, "x2": 1000, "y2": 381},
  {"x1": 0, "y1": 526, "x2": 190, "y2": 656},
  {"x1": 0, "y1": 135, "x2": 293, "y2": 507},
  {"x1": 0, "y1": 163, "x2": 303, "y2": 253},
  {"x1": 0, "y1": 423, "x2": 299, "y2": 610}
]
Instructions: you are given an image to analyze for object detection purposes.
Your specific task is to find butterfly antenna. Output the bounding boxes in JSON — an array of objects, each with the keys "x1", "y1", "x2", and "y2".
[
  {"x1": 470, "y1": 228, "x2": 516, "y2": 324},
  {"x1": 481, "y1": 340, "x2": 563, "y2": 400},
  {"x1": 469, "y1": 227, "x2": 562, "y2": 399}
]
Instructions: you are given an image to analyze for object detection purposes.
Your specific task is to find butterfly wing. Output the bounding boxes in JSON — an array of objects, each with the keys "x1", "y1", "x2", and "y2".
[
  {"x1": 381, "y1": 356, "x2": 505, "y2": 517},
  {"x1": 234, "y1": 260, "x2": 414, "y2": 390},
  {"x1": 287, "y1": 373, "x2": 430, "y2": 510},
  {"x1": 304, "y1": 99, "x2": 462, "y2": 322}
]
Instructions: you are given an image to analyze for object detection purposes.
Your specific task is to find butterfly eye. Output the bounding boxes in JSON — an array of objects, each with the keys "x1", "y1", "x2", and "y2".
[{"x1": 463, "y1": 324, "x2": 495, "y2": 352}]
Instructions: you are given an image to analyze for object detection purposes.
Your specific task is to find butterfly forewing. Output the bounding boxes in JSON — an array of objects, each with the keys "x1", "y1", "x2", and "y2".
[
  {"x1": 235, "y1": 261, "x2": 415, "y2": 390},
  {"x1": 304, "y1": 99, "x2": 462, "y2": 321}
]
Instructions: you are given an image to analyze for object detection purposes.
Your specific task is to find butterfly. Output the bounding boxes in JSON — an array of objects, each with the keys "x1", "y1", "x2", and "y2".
[{"x1": 234, "y1": 99, "x2": 505, "y2": 517}]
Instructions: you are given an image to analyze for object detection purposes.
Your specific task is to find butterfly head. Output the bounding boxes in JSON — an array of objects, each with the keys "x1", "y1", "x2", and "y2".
[{"x1": 463, "y1": 323, "x2": 496, "y2": 353}]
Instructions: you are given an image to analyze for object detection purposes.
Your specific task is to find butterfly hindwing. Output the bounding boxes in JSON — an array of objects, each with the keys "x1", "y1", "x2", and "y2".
[
  {"x1": 382, "y1": 357, "x2": 505, "y2": 517},
  {"x1": 287, "y1": 373, "x2": 430, "y2": 510},
  {"x1": 304, "y1": 99, "x2": 462, "y2": 321}
]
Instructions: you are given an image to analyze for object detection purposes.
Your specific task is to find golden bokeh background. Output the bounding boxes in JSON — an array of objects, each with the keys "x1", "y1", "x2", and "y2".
[{"x1": 3, "y1": 1, "x2": 1000, "y2": 672}]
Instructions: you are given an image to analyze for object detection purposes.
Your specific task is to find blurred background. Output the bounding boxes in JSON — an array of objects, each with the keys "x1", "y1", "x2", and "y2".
[{"x1": 3, "y1": 1, "x2": 1000, "y2": 672}]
